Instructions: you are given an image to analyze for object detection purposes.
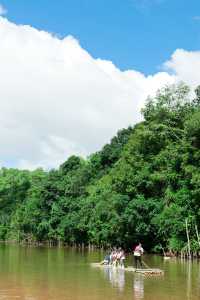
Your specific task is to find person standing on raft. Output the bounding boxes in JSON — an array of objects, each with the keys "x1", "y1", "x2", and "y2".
[{"x1": 133, "y1": 243, "x2": 144, "y2": 269}]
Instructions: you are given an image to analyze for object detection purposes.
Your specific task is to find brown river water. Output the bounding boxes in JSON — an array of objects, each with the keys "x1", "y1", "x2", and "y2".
[{"x1": 0, "y1": 244, "x2": 199, "y2": 300}]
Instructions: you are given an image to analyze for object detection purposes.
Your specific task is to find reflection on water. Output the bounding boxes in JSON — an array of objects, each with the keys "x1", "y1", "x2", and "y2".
[
  {"x1": 103, "y1": 266, "x2": 125, "y2": 292},
  {"x1": 0, "y1": 245, "x2": 199, "y2": 300},
  {"x1": 187, "y1": 261, "x2": 191, "y2": 300},
  {"x1": 133, "y1": 275, "x2": 144, "y2": 300},
  {"x1": 102, "y1": 265, "x2": 145, "y2": 299}
]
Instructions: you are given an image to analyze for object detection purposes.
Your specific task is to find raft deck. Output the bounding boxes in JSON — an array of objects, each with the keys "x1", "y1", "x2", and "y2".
[
  {"x1": 91, "y1": 263, "x2": 164, "y2": 275},
  {"x1": 126, "y1": 266, "x2": 164, "y2": 275}
]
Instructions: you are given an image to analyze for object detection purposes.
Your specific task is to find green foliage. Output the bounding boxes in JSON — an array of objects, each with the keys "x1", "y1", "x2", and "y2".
[
  {"x1": 0, "y1": 84, "x2": 200, "y2": 253},
  {"x1": 185, "y1": 110, "x2": 200, "y2": 147}
]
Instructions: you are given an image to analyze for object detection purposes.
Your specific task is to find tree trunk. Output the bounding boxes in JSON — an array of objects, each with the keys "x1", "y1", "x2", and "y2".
[
  {"x1": 185, "y1": 219, "x2": 191, "y2": 259},
  {"x1": 195, "y1": 224, "x2": 200, "y2": 248}
]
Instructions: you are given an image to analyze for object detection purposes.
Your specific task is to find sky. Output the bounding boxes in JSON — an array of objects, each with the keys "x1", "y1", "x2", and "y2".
[
  {"x1": 0, "y1": 1, "x2": 200, "y2": 169},
  {"x1": 2, "y1": 0, "x2": 200, "y2": 74}
]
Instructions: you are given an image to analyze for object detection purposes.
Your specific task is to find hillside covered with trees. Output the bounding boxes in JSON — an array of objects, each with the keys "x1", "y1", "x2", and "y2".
[{"x1": 0, "y1": 83, "x2": 200, "y2": 255}]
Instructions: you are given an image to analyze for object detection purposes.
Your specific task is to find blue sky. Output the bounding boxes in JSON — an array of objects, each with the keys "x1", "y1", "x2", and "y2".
[{"x1": 2, "y1": 0, "x2": 200, "y2": 75}]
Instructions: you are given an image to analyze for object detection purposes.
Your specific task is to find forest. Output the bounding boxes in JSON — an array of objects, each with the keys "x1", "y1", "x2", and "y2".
[{"x1": 0, "y1": 83, "x2": 200, "y2": 256}]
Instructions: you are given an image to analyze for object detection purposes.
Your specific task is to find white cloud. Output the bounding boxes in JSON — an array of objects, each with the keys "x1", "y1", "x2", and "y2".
[
  {"x1": 193, "y1": 16, "x2": 200, "y2": 21},
  {"x1": 164, "y1": 49, "x2": 200, "y2": 87},
  {"x1": 0, "y1": 17, "x2": 199, "y2": 170},
  {"x1": 0, "y1": 4, "x2": 7, "y2": 15}
]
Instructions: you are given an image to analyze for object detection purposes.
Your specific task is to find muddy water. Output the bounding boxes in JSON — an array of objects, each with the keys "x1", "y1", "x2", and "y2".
[{"x1": 0, "y1": 244, "x2": 199, "y2": 300}]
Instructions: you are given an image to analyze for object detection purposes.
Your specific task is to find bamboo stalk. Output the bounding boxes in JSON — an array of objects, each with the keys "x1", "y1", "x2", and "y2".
[
  {"x1": 185, "y1": 218, "x2": 191, "y2": 259},
  {"x1": 161, "y1": 246, "x2": 166, "y2": 257},
  {"x1": 195, "y1": 224, "x2": 200, "y2": 248}
]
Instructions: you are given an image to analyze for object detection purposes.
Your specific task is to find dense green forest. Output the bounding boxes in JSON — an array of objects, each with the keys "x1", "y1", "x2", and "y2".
[{"x1": 1, "y1": 83, "x2": 200, "y2": 255}]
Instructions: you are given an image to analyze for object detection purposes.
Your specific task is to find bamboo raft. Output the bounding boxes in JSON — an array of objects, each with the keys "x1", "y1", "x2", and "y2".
[{"x1": 91, "y1": 263, "x2": 164, "y2": 276}]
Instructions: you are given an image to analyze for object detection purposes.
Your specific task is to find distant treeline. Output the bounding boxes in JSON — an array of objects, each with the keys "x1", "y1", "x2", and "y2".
[{"x1": 1, "y1": 83, "x2": 200, "y2": 255}]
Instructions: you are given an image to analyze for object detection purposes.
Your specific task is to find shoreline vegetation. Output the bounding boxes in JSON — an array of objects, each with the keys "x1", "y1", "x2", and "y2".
[
  {"x1": 0, "y1": 240, "x2": 199, "y2": 259},
  {"x1": 1, "y1": 83, "x2": 200, "y2": 259}
]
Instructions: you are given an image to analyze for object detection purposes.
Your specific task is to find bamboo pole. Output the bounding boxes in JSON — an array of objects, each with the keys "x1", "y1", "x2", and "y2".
[
  {"x1": 185, "y1": 219, "x2": 191, "y2": 259},
  {"x1": 195, "y1": 224, "x2": 200, "y2": 248},
  {"x1": 161, "y1": 246, "x2": 166, "y2": 257}
]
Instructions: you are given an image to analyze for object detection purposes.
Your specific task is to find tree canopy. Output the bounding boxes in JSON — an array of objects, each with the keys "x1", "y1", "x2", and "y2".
[{"x1": 0, "y1": 83, "x2": 200, "y2": 254}]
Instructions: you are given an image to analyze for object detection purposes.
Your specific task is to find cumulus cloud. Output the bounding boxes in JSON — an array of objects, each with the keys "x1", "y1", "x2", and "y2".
[
  {"x1": 0, "y1": 4, "x2": 7, "y2": 15},
  {"x1": 164, "y1": 49, "x2": 200, "y2": 87},
  {"x1": 0, "y1": 17, "x2": 199, "y2": 170}
]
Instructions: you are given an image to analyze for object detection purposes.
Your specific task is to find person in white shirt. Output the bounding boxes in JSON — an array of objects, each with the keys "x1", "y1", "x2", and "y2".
[{"x1": 133, "y1": 243, "x2": 144, "y2": 269}]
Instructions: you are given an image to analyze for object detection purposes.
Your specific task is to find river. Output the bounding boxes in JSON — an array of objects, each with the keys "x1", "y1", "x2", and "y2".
[{"x1": 0, "y1": 244, "x2": 199, "y2": 299}]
